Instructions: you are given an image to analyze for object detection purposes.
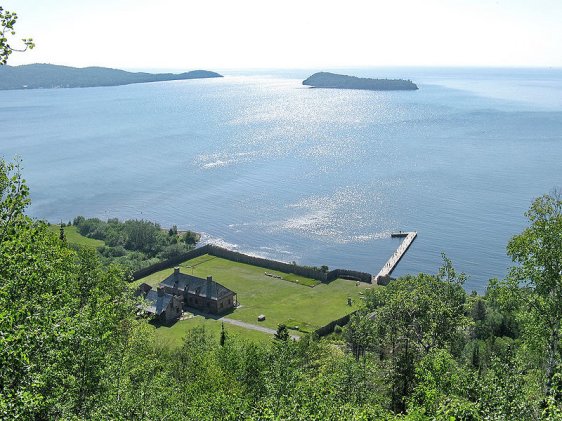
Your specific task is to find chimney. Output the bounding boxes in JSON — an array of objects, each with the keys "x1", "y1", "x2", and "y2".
[
  {"x1": 206, "y1": 276, "x2": 214, "y2": 300},
  {"x1": 157, "y1": 286, "x2": 164, "y2": 297},
  {"x1": 174, "y1": 267, "x2": 180, "y2": 275}
]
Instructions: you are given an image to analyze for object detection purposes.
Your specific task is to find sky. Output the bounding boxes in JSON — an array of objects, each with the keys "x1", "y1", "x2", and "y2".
[{"x1": 4, "y1": 0, "x2": 562, "y2": 70}]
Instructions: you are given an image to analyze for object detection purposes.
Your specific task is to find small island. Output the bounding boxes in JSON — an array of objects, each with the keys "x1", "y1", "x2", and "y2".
[
  {"x1": 302, "y1": 72, "x2": 418, "y2": 91},
  {"x1": 0, "y1": 64, "x2": 223, "y2": 90}
]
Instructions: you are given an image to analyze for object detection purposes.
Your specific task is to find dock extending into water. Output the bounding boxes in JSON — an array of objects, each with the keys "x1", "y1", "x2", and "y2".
[{"x1": 374, "y1": 231, "x2": 417, "y2": 283}]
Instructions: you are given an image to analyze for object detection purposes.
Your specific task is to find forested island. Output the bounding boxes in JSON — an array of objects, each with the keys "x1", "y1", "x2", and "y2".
[
  {"x1": 303, "y1": 71, "x2": 418, "y2": 91},
  {"x1": 0, "y1": 63, "x2": 223, "y2": 90}
]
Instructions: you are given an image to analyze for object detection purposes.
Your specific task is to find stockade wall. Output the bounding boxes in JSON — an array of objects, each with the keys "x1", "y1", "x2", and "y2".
[
  {"x1": 314, "y1": 311, "x2": 358, "y2": 337},
  {"x1": 132, "y1": 244, "x2": 372, "y2": 284}
]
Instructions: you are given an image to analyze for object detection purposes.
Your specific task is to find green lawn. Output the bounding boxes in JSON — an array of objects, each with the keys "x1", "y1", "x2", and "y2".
[
  {"x1": 149, "y1": 315, "x2": 274, "y2": 348},
  {"x1": 137, "y1": 254, "x2": 374, "y2": 336},
  {"x1": 48, "y1": 225, "x2": 105, "y2": 248}
]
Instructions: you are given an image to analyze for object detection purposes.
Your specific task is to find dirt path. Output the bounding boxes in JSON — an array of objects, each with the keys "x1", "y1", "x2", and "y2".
[
  {"x1": 221, "y1": 317, "x2": 300, "y2": 340},
  {"x1": 185, "y1": 308, "x2": 300, "y2": 340}
]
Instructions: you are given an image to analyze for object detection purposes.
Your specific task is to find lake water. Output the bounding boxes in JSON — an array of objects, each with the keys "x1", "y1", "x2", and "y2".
[{"x1": 2, "y1": 67, "x2": 561, "y2": 292}]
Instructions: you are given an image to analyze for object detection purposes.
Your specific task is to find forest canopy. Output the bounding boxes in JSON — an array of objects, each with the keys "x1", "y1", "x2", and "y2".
[
  {"x1": 1, "y1": 164, "x2": 561, "y2": 419},
  {"x1": 69, "y1": 216, "x2": 199, "y2": 272}
]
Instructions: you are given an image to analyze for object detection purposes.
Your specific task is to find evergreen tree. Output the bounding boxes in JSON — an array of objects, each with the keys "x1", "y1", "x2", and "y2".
[{"x1": 274, "y1": 324, "x2": 289, "y2": 341}]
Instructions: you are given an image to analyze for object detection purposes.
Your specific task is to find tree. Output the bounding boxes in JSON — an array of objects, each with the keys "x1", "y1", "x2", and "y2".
[
  {"x1": 507, "y1": 191, "x2": 562, "y2": 400},
  {"x1": 0, "y1": 6, "x2": 34, "y2": 65},
  {"x1": 220, "y1": 322, "x2": 226, "y2": 346},
  {"x1": 0, "y1": 159, "x2": 30, "y2": 243},
  {"x1": 59, "y1": 223, "x2": 66, "y2": 242},
  {"x1": 362, "y1": 257, "x2": 469, "y2": 412},
  {"x1": 182, "y1": 230, "x2": 198, "y2": 245},
  {"x1": 409, "y1": 348, "x2": 477, "y2": 418},
  {"x1": 0, "y1": 158, "x2": 139, "y2": 419},
  {"x1": 274, "y1": 324, "x2": 289, "y2": 341},
  {"x1": 345, "y1": 312, "x2": 375, "y2": 361}
]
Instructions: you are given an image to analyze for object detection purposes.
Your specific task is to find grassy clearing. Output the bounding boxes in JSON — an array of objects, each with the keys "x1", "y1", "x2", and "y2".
[
  {"x1": 263, "y1": 271, "x2": 320, "y2": 287},
  {"x1": 149, "y1": 315, "x2": 273, "y2": 347},
  {"x1": 137, "y1": 254, "x2": 374, "y2": 336},
  {"x1": 48, "y1": 225, "x2": 105, "y2": 248}
]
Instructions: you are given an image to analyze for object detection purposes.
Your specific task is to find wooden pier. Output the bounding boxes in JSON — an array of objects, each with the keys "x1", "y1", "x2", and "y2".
[{"x1": 374, "y1": 231, "x2": 417, "y2": 283}]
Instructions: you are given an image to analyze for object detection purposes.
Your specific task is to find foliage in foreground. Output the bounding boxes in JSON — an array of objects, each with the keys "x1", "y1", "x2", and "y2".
[
  {"x1": 1, "y1": 159, "x2": 561, "y2": 419},
  {"x1": 0, "y1": 6, "x2": 34, "y2": 65}
]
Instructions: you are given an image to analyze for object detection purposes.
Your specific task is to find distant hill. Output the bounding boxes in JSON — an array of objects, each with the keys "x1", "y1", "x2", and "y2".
[
  {"x1": 303, "y1": 72, "x2": 418, "y2": 91},
  {"x1": 0, "y1": 64, "x2": 223, "y2": 90}
]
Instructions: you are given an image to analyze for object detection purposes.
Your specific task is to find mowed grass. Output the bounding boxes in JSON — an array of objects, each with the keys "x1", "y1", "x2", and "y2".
[
  {"x1": 48, "y1": 225, "x2": 105, "y2": 248},
  {"x1": 137, "y1": 254, "x2": 374, "y2": 334},
  {"x1": 149, "y1": 315, "x2": 273, "y2": 348}
]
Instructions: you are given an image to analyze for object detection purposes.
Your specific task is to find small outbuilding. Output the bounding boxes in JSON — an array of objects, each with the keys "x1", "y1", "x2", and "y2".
[{"x1": 137, "y1": 285, "x2": 183, "y2": 323}]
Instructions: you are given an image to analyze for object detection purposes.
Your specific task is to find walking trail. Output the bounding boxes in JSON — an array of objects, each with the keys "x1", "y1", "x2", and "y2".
[
  {"x1": 184, "y1": 308, "x2": 300, "y2": 340},
  {"x1": 221, "y1": 317, "x2": 300, "y2": 340}
]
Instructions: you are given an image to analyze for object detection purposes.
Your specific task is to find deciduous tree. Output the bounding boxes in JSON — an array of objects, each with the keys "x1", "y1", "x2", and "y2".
[
  {"x1": 362, "y1": 257, "x2": 469, "y2": 412},
  {"x1": 0, "y1": 6, "x2": 34, "y2": 65},
  {"x1": 507, "y1": 191, "x2": 562, "y2": 401}
]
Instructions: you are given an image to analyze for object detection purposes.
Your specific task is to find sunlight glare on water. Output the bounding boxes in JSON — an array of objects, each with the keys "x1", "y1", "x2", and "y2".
[{"x1": 1, "y1": 68, "x2": 562, "y2": 291}]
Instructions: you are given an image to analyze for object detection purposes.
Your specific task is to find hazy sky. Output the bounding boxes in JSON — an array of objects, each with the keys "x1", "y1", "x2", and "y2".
[{"x1": 4, "y1": 0, "x2": 562, "y2": 70}]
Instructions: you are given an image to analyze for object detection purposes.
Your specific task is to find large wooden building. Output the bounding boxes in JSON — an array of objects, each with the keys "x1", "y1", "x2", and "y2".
[{"x1": 160, "y1": 267, "x2": 237, "y2": 314}]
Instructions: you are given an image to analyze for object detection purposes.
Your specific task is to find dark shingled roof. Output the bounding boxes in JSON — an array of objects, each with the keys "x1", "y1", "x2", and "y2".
[
  {"x1": 135, "y1": 282, "x2": 152, "y2": 297},
  {"x1": 143, "y1": 290, "x2": 174, "y2": 316},
  {"x1": 160, "y1": 271, "x2": 234, "y2": 301}
]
